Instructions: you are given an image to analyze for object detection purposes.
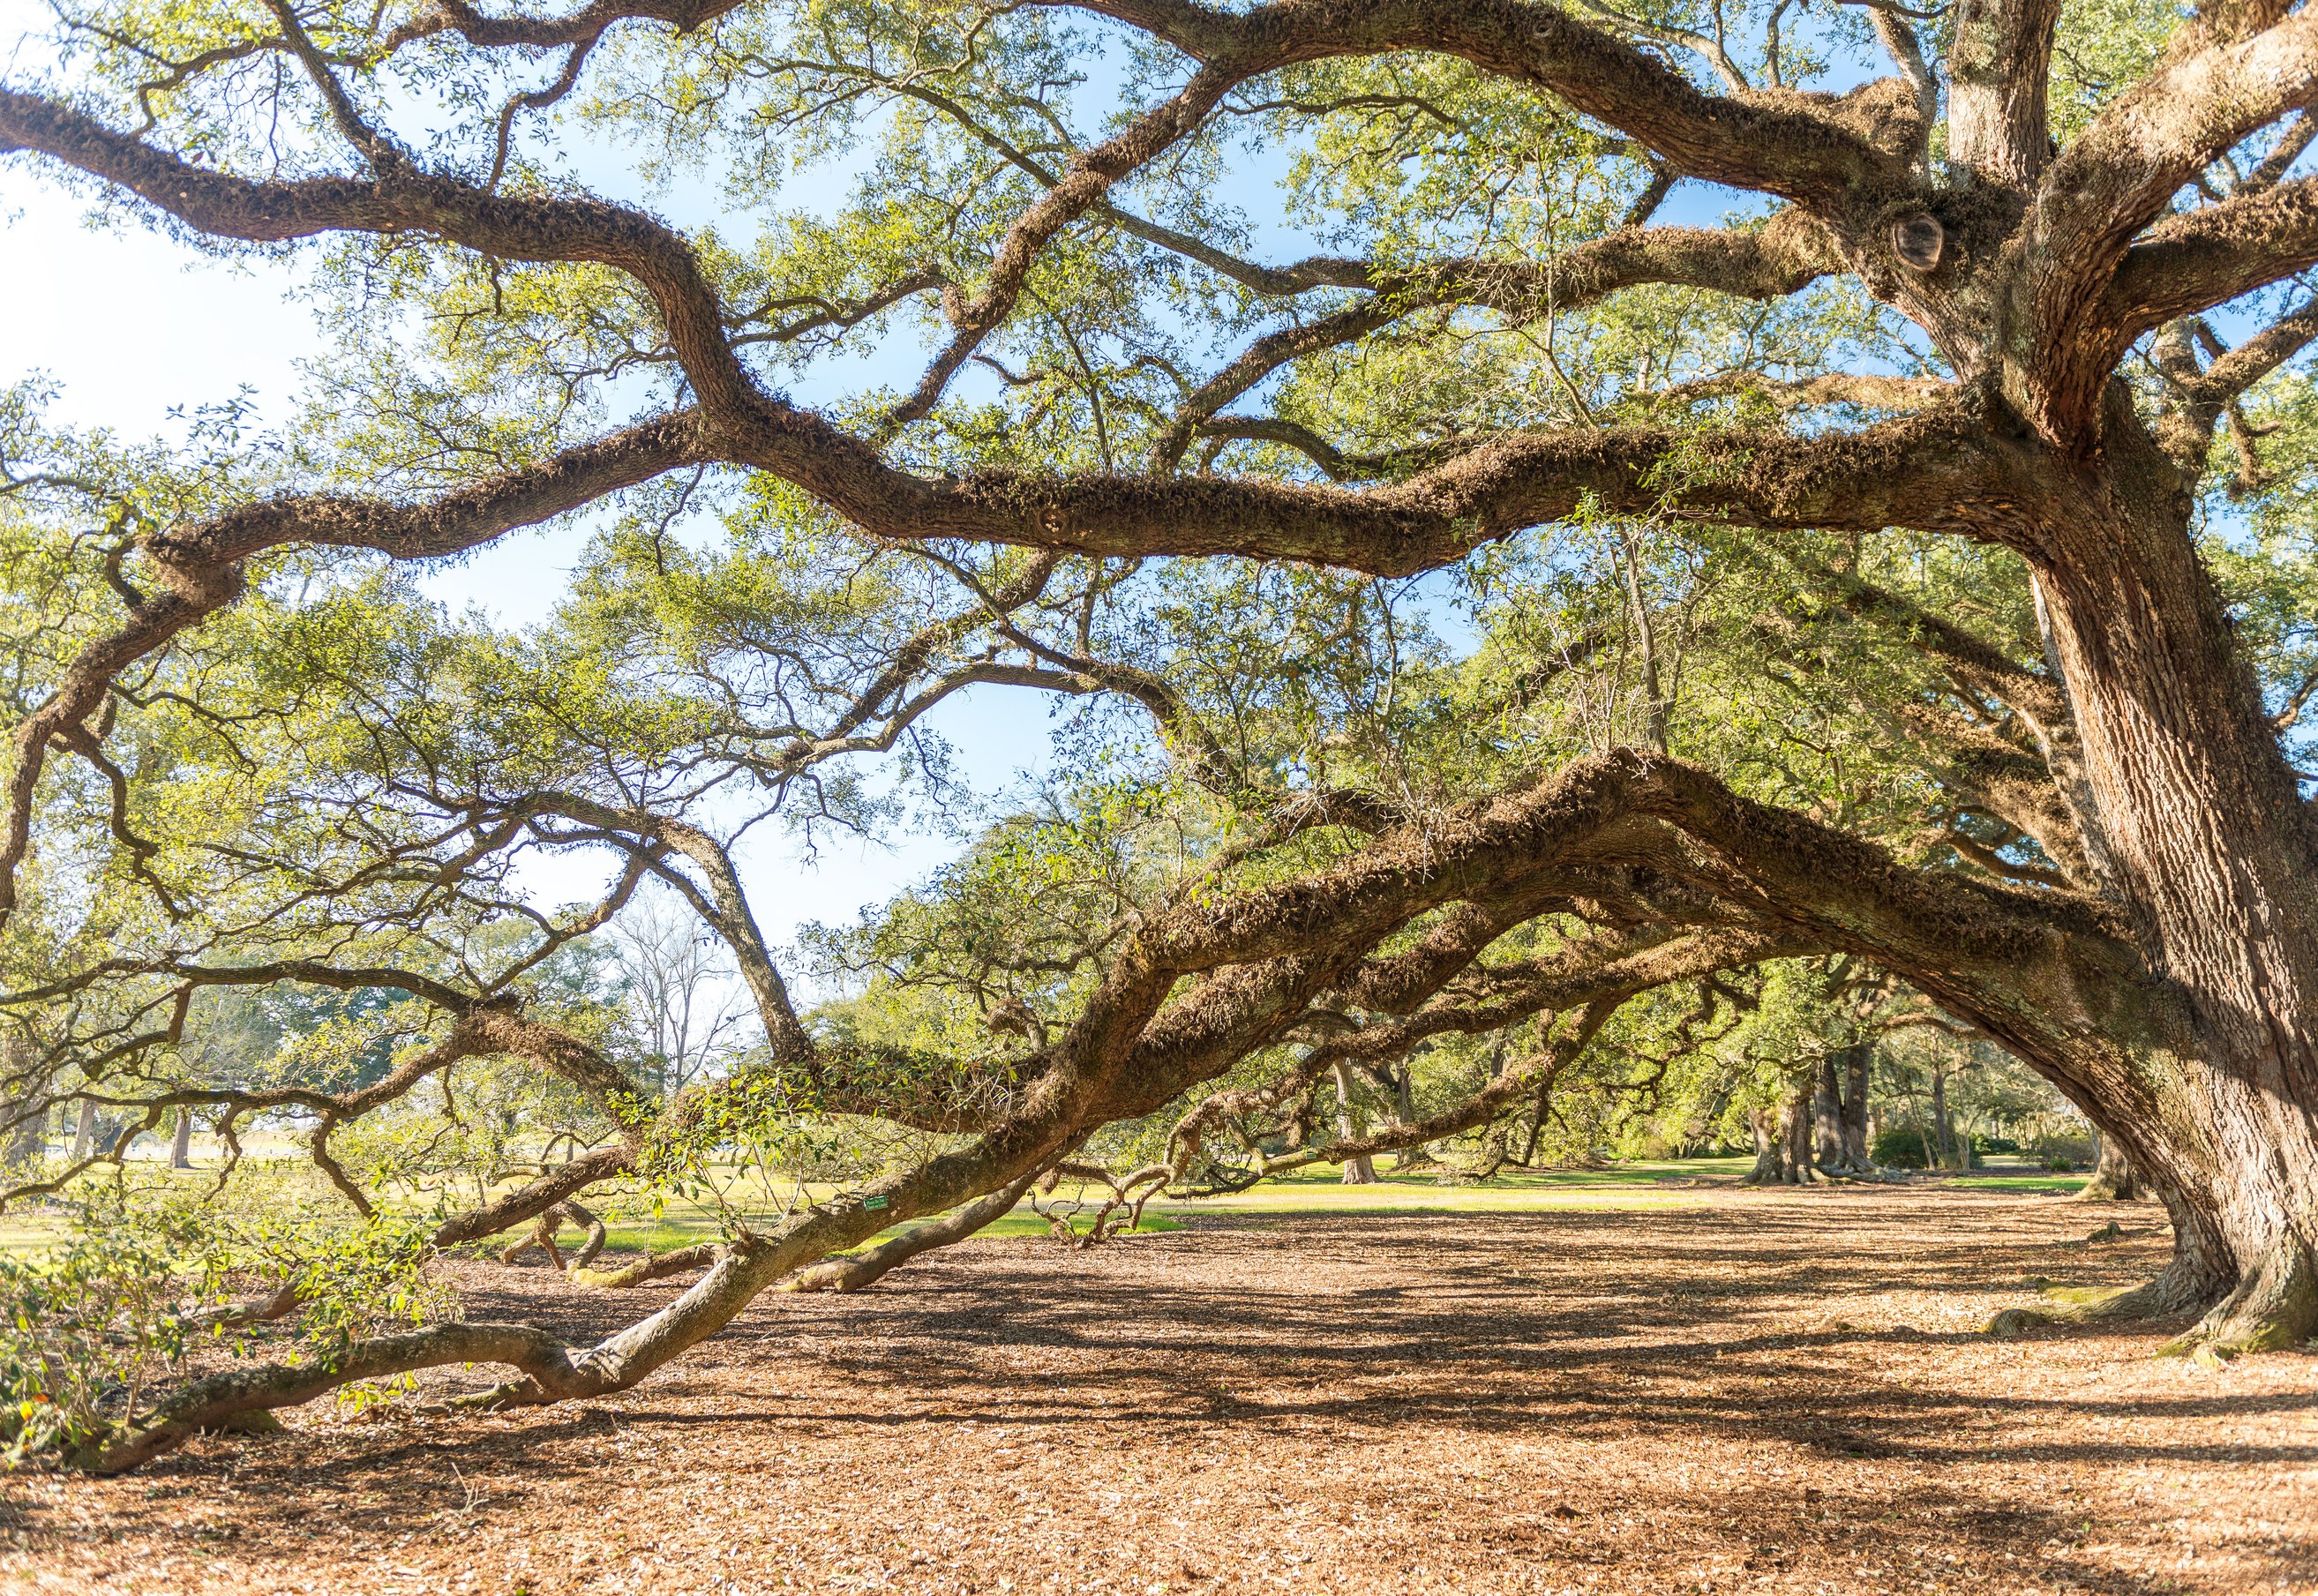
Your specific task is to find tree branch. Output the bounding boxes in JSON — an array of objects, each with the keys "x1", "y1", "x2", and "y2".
[
  {"x1": 1047, "y1": 0, "x2": 1918, "y2": 204},
  {"x1": 1151, "y1": 215, "x2": 1839, "y2": 468},
  {"x1": 2112, "y1": 175, "x2": 2318, "y2": 332}
]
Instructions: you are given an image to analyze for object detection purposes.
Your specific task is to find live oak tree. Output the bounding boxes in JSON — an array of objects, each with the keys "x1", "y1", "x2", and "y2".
[{"x1": 3, "y1": 0, "x2": 2317, "y2": 1467}]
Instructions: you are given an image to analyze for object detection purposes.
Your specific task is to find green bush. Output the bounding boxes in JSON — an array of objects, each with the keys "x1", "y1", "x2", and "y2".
[
  {"x1": 1872, "y1": 1126, "x2": 1930, "y2": 1168},
  {"x1": 0, "y1": 1185, "x2": 455, "y2": 1465},
  {"x1": 2029, "y1": 1131, "x2": 2095, "y2": 1171},
  {"x1": 0, "y1": 1210, "x2": 231, "y2": 1463}
]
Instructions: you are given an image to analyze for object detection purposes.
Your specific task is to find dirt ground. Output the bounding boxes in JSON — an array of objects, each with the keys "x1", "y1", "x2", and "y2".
[{"x1": 4, "y1": 1185, "x2": 2314, "y2": 1595}]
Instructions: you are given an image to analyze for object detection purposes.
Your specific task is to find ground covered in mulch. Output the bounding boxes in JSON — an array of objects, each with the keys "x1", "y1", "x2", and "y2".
[{"x1": 4, "y1": 1185, "x2": 2314, "y2": 1594}]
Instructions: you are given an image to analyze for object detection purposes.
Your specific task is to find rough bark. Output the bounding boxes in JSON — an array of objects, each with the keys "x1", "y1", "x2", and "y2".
[
  {"x1": 1812, "y1": 1058, "x2": 1845, "y2": 1171},
  {"x1": 1383, "y1": 1064, "x2": 1437, "y2": 1170},
  {"x1": 0, "y1": 1105, "x2": 40, "y2": 1169},
  {"x1": 0, "y1": 1035, "x2": 44, "y2": 1168},
  {"x1": 1812, "y1": 1045, "x2": 1874, "y2": 1173},
  {"x1": 1747, "y1": 1082, "x2": 1819, "y2": 1185},
  {"x1": 1932, "y1": 1068, "x2": 1959, "y2": 1171},
  {"x1": 1997, "y1": 423, "x2": 2318, "y2": 1352},
  {"x1": 1839, "y1": 1046, "x2": 1872, "y2": 1172}
]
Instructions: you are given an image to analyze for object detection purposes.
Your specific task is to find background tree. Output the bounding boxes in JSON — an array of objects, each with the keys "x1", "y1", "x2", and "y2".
[{"x1": 605, "y1": 885, "x2": 754, "y2": 1098}]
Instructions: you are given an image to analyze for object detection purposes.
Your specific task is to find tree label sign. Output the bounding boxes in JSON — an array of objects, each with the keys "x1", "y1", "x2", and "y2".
[{"x1": 864, "y1": 1196, "x2": 889, "y2": 1210}]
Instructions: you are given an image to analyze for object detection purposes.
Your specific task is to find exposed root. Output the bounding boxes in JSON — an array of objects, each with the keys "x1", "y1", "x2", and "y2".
[
  {"x1": 198, "y1": 1408, "x2": 283, "y2": 1436},
  {"x1": 1028, "y1": 1161, "x2": 1170, "y2": 1246},
  {"x1": 499, "y1": 1201, "x2": 608, "y2": 1275},
  {"x1": 1984, "y1": 1245, "x2": 2213, "y2": 1337},
  {"x1": 1989, "y1": 1233, "x2": 2318, "y2": 1357},
  {"x1": 2074, "y1": 1142, "x2": 2138, "y2": 1203},
  {"x1": 2157, "y1": 1236, "x2": 2318, "y2": 1359},
  {"x1": 781, "y1": 1173, "x2": 1039, "y2": 1293},
  {"x1": 1742, "y1": 1165, "x2": 1830, "y2": 1187},
  {"x1": 496, "y1": 1202, "x2": 714, "y2": 1288},
  {"x1": 1984, "y1": 1281, "x2": 2156, "y2": 1337},
  {"x1": 566, "y1": 1241, "x2": 720, "y2": 1289},
  {"x1": 191, "y1": 1280, "x2": 304, "y2": 1331}
]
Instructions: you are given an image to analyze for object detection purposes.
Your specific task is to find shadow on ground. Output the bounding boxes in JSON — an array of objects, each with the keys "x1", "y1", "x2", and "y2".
[{"x1": 11, "y1": 1186, "x2": 2314, "y2": 1594}]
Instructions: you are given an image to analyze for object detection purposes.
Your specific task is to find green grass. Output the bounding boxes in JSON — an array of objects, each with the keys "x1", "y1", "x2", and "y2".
[
  {"x1": 586, "y1": 1158, "x2": 1750, "y2": 1255},
  {"x1": 3, "y1": 1153, "x2": 2096, "y2": 1263},
  {"x1": 0, "y1": 1218, "x2": 59, "y2": 1258},
  {"x1": 1138, "y1": 1156, "x2": 1748, "y2": 1219},
  {"x1": 1949, "y1": 1171, "x2": 2089, "y2": 1193},
  {"x1": 596, "y1": 1207, "x2": 1183, "y2": 1257},
  {"x1": 1247, "y1": 1156, "x2": 1747, "y2": 1189},
  {"x1": 1938, "y1": 1157, "x2": 2090, "y2": 1193}
]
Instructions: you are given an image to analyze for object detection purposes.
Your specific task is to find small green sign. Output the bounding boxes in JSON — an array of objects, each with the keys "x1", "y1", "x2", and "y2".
[{"x1": 864, "y1": 1195, "x2": 889, "y2": 1210}]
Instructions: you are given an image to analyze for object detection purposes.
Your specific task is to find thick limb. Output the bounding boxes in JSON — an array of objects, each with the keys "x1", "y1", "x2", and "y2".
[
  {"x1": 82, "y1": 1321, "x2": 593, "y2": 1474},
  {"x1": 2172, "y1": 1237, "x2": 2318, "y2": 1355},
  {"x1": 778, "y1": 1172, "x2": 1045, "y2": 1292}
]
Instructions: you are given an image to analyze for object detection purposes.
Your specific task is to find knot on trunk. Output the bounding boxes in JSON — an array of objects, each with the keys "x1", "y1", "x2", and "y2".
[{"x1": 1891, "y1": 213, "x2": 1946, "y2": 273}]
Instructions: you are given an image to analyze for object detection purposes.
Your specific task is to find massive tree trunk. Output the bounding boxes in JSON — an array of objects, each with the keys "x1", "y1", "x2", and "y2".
[
  {"x1": 1381, "y1": 1064, "x2": 1436, "y2": 1170},
  {"x1": 169, "y1": 1108, "x2": 193, "y2": 1170},
  {"x1": 0, "y1": 1105, "x2": 40, "y2": 1170},
  {"x1": 0, "y1": 1035, "x2": 44, "y2": 1169},
  {"x1": 1839, "y1": 1045, "x2": 1872, "y2": 1171},
  {"x1": 2078, "y1": 1132, "x2": 2139, "y2": 1203},
  {"x1": 1812, "y1": 1058, "x2": 1845, "y2": 1171},
  {"x1": 1813, "y1": 1044, "x2": 1873, "y2": 1173},
  {"x1": 1990, "y1": 430, "x2": 2318, "y2": 1352},
  {"x1": 1746, "y1": 1080, "x2": 1818, "y2": 1185}
]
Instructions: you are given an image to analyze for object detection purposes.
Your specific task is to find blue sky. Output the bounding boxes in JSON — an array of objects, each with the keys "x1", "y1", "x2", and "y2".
[
  {"x1": 0, "y1": 125, "x2": 1064, "y2": 976},
  {"x1": 0, "y1": 1, "x2": 1837, "y2": 995}
]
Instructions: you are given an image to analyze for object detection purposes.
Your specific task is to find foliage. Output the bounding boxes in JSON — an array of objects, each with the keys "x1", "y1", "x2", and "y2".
[
  {"x1": 1872, "y1": 1126, "x2": 1931, "y2": 1169},
  {"x1": 0, "y1": 1180, "x2": 451, "y2": 1463}
]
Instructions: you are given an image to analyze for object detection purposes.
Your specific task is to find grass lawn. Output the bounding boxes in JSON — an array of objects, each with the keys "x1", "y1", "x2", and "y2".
[
  {"x1": 4, "y1": 1152, "x2": 2091, "y2": 1259},
  {"x1": 598, "y1": 1157, "x2": 1759, "y2": 1254},
  {"x1": 1142, "y1": 1155, "x2": 1748, "y2": 1218},
  {"x1": 1947, "y1": 1168, "x2": 2092, "y2": 1193},
  {"x1": 596, "y1": 1158, "x2": 1749, "y2": 1252},
  {"x1": 595, "y1": 1206, "x2": 1180, "y2": 1255}
]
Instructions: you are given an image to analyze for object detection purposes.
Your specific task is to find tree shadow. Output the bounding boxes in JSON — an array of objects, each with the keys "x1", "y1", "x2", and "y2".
[{"x1": 53, "y1": 1200, "x2": 2312, "y2": 1593}]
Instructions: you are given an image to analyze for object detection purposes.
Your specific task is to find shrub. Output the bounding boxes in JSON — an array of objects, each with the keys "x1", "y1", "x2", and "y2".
[
  {"x1": 0, "y1": 1213, "x2": 229, "y2": 1463},
  {"x1": 1872, "y1": 1127, "x2": 1930, "y2": 1168},
  {"x1": 2028, "y1": 1131, "x2": 2095, "y2": 1171},
  {"x1": 0, "y1": 1184, "x2": 456, "y2": 1465}
]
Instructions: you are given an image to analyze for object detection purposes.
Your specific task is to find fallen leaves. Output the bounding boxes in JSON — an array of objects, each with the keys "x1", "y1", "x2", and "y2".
[{"x1": 5, "y1": 1188, "x2": 2310, "y2": 1593}]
